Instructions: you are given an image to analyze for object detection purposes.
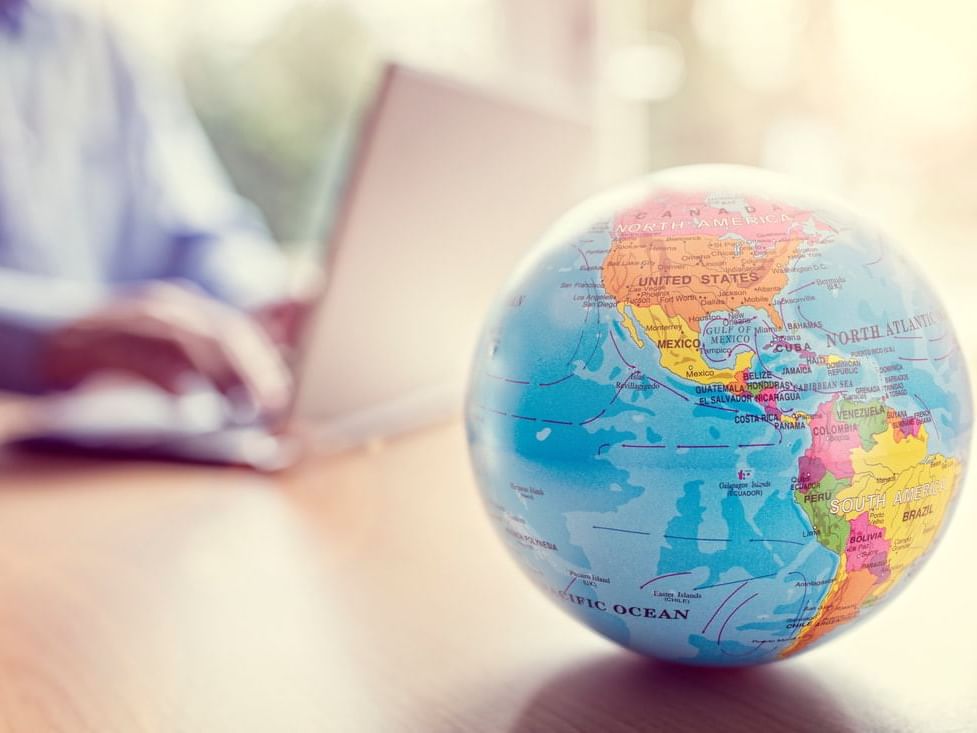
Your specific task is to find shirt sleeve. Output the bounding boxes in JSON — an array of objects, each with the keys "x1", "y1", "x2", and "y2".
[
  {"x1": 105, "y1": 21, "x2": 290, "y2": 311},
  {"x1": 0, "y1": 269, "x2": 111, "y2": 393}
]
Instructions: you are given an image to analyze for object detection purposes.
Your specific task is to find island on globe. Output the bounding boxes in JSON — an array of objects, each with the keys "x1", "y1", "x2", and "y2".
[{"x1": 465, "y1": 165, "x2": 972, "y2": 665}]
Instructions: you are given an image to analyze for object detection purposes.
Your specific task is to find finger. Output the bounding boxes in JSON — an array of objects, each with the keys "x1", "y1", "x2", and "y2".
[
  {"x1": 176, "y1": 312, "x2": 292, "y2": 417},
  {"x1": 139, "y1": 289, "x2": 293, "y2": 416},
  {"x1": 114, "y1": 334, "x2": 199, "y2": 395},
  {"x1": 218, "y1": 315, "x2": 293, "y2": 414},
  {"x1": 170, "y1": 329, "x2": 252, "y2": 402}
]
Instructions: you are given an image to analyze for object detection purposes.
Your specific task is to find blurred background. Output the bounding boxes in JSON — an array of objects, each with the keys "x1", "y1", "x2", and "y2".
[
  {"x1": 91, "y1": 0, "x2": 977, "y2": 290},
  {"x1": 6, "y1": 0, "x2": 969, "y2": 459}
]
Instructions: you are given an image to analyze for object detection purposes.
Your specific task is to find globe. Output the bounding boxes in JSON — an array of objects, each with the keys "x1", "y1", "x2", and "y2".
[{"x1": 464, "y1": 165, "x2": 972, "y2": 666}]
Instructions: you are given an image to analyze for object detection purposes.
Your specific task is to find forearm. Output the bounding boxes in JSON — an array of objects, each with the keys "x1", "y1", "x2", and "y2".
[{"x1": 0, "y1": 269, "x2": 110, "y2": 393}]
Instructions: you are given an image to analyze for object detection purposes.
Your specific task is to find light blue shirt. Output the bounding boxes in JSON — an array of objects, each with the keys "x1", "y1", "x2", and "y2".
[{"x1": 0, "y1": 0, "x2": 288, "y2": 392}]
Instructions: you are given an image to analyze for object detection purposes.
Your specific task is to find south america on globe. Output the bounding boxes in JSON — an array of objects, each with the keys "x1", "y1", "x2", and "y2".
[{"x1": 464, "y1": 165, "x2": 972, "y2": 665}]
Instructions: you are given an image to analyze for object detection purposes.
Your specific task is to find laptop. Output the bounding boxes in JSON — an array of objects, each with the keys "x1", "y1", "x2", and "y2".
[{"x1": 9, "y1": 63, "x2": 593, "y2": 469}]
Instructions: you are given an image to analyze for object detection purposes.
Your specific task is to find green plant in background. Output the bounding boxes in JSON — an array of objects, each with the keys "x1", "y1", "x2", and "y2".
[{"x1": 182, "y1": 2, "x2": 376, "y2": 246}]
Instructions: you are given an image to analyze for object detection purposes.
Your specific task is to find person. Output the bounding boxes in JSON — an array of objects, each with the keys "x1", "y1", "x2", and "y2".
[{"x1": 0, "y1": 0, "x2": 312, "y2": 418}]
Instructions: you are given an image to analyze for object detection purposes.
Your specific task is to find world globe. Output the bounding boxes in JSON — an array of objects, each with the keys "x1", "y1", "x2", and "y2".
[{"x1": 464, "y1": 165, "x2": 972, "y2": 665}]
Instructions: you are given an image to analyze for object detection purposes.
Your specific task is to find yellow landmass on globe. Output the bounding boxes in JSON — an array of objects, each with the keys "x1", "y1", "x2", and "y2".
[
  {"x1": 619, "y1": 303, "x2": 753, "y2": 385},
  {"x1": 850, "y1": 424, "x2": 928, "y2": 478},
  {"x1": 617, "y1": 303, "x2": 644, "y2": 347},
  {"x1": 780, "y1": 412, "x2": 809, "y2": 428},
  {"x1": 838, "y1": 454, "x2": 961, "y2": 601}
]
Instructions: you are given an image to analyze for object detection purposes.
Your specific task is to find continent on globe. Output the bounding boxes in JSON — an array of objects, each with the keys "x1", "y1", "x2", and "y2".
[
  {"x1": 785, "y1": 396, "x2": 961, "y2": 656},
  {"x1": 465, "y1": 165, "x2": 972, "y2": 667},
  {"x1": 602, "y1": 195, "x2": 834, "y2": 385}
]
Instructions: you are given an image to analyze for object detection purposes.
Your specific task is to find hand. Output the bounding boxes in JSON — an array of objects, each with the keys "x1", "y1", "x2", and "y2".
[
  {"x1": 253, "y1": 299, "x2": 314, "y2": 354},
  {"x1": 41, "y1": 282, "x2": 292, "y2": 416},
  {"x1": 252, "y1": 258, "x2": 323, "y2": 358}
]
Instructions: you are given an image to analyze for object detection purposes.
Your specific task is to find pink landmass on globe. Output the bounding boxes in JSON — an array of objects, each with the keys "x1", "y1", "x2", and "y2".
[
  {"x1": 802, "y1": 397, "x2": 861, "y2": 481},
  {"x1": 845, "y1": 511, "x2": 891, "y2": 582}
]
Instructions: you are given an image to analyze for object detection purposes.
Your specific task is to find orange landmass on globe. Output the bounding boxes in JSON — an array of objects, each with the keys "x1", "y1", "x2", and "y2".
[
  {"x1": 783, "y1": 557, "x2": 877, "y2": 657},
  {"x1": 602, "y1": 194, "x2": 827, "y2": 333},
  {"x1": 602, "y1": 194, "x2": 834, "y2": 385},
  {"x1": 603, "y1": 232, "x2": 804, "y2": 331}
]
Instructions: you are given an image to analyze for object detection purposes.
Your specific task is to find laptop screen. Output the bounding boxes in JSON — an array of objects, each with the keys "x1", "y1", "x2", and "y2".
[{"x1": 297, "y1": 63, "x2": 594, "y2": 446}]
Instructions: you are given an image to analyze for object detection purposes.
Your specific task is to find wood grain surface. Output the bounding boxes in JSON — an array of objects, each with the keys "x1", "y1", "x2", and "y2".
[{"x1": 0, "y1": 417, "x2": 973, "y2": 732}]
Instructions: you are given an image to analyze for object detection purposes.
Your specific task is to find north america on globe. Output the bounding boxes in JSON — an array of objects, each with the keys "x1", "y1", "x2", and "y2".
[{"x1": 465, "y1": 165, "x2": 972, "y2": 665}]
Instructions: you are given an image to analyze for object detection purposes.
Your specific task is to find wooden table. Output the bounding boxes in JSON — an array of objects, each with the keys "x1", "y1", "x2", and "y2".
[{"x1": 0, "y1": 417, "x2": 973, "y2": 732}]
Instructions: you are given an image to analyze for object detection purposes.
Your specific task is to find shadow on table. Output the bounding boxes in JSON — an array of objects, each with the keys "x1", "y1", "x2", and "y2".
[{"x1": 509, "y1": 652, "x2": 862, "y2": 733}]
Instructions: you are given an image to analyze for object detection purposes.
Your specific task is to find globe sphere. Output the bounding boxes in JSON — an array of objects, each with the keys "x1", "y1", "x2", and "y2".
[{"x1": 465, "y1": 165, "x2": 972, "y2": 665}]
